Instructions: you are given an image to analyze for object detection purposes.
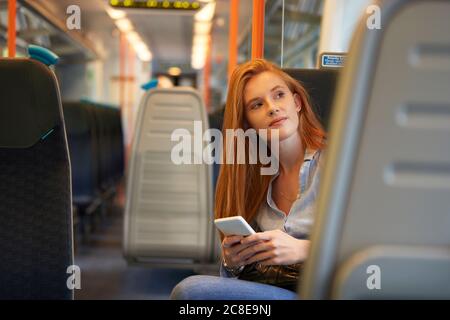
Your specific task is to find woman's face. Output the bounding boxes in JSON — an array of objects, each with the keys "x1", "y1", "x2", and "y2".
[{"x1": 243, "y1": 71, "x2": 301, "y2": 141}]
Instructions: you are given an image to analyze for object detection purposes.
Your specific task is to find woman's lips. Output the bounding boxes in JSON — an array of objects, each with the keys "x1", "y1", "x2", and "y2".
[{"x1": 269, "y1": 117, "x2": 288, "y2": 127}]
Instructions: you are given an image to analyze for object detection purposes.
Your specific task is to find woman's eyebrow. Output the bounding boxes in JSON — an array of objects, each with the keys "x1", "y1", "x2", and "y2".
[{"x1": 270, "y1": 85, "x2": 285, "y2": 92}]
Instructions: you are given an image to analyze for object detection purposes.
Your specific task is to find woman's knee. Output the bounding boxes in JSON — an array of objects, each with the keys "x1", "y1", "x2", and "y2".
[{"x1": 170, "y1": 275, "x2": 218, "y2": 300}]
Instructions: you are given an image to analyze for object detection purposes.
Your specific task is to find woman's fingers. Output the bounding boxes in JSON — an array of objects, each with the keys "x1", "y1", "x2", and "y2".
[
  {"x1": 226, "y1": 240, "x2": 260, "y2": 260},
  {"x1": 240, "y1": 230, "x2": 279, "y2": 245},
  {"x1": 222, "y1": 236, "x2": 255, "y2": 267},
  {"x1": 224, "y1": 231, "x2": 310, "y2": 265},
  {"x1": 244, "y1": 250, "x2": 275, "y2": 265},
  {"x1": 222, "y1": 235, "x2": 243, "y2": 247},
  {"x1": 223, "y1": 230, "x2": 300, "y2": 266},
  {"x1": 237, "y1": 241, "x2": 271, "y2": 260},
  {"x1": 224, "y1": 246, "x2": 247, "y2": 266}
]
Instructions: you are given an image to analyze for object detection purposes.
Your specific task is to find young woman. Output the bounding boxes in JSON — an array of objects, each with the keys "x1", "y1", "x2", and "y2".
[{"x1": 171, "y1": 59, "x2": 326, "y2": 300}]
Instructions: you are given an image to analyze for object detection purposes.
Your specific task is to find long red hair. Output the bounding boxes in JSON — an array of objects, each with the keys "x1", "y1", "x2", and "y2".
[{"x1": 214, "y1": 59, "x2": 325, "y2": 228}]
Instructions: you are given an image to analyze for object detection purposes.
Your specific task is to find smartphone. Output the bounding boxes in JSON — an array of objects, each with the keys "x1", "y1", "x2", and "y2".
[{"x1": 214, "y1": 216, "x2": 256, "y2": 236}]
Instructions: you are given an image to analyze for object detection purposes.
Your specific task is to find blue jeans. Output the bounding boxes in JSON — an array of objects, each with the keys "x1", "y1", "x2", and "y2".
[{"x1": 170, "y1": 275, "x2": 298, "y2": 300}]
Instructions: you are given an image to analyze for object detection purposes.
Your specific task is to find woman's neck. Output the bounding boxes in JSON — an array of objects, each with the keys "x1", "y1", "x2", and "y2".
[{"x1": 278, "y1": 132, "x2": 304, "y2": 175}]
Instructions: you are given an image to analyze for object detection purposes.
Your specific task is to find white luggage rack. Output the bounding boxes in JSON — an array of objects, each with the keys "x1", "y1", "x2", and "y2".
[{"x1": 124, "y1": 88, "x2": 219, "y2": 271}]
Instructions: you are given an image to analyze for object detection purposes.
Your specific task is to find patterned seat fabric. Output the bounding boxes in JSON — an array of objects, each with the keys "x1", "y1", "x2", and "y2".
[{"x1": 0, "y1": 59, "x2": 73, "y2": 299}]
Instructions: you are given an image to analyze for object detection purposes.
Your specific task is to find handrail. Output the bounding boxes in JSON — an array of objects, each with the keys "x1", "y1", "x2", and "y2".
[
  {"x1": 8, "y1": 0, "x2": 16, "y2": 57},
  {"x1": 251, "y1": 0, "x2": 265, "y2": 59},
  {"x1": 228, "y1": 0, "x2": 239, "y2": 81}
]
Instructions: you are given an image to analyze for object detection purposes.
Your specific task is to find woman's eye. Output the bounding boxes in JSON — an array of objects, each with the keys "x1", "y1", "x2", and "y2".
[
  {"x1": 275, "y1": 91, "x2": 285, "y2": 99},
  {"x1": 251, "y1": 102, "x2": 263, "y2": 109}
]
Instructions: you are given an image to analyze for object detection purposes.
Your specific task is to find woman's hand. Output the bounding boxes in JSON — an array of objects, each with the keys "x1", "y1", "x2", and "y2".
[
  {"x1": 239, "y1": 230, "x2": 310, "y2": 265},
  {"x1": 222, "y1": 235, "x2": 262, "y2": 268}
]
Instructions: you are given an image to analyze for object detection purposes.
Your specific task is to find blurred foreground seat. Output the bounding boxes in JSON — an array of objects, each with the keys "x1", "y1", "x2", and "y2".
[{"x1": 301, "y1": 0, "x2": 450, "y2": 299}]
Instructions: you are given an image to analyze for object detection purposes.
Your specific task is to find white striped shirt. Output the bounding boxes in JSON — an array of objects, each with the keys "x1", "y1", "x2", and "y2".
[{"x1": 255, "y1": 148, "x2": 323, "y2": 239}]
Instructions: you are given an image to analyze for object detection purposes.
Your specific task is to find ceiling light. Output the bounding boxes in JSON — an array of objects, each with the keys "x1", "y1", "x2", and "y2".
[
  {"x1": 168, "y1": 67, "x2": 182, "y2": 76},
  {"x1": 115, "y1": 18, "x2": 133, "y2": 32},
  {"x1": 193, "y1": 34, "x2": 209, "y2": 46},
  {"x1": 191, "y1": 56, "x2": 206, "y2": 70},
  {"x1": 137, "y1": 49, "x2": 152, "y2": 62},
  {"x1": 194, "y1": 22, "x2": 212, "y2": 34},
  {"x1": 194, "y1": 2, "x2": 216, "y2": 22},
  {"x1": 134, "y1": 42, "x2": 148, "y2": 52},
  {"x1": 126, "y1": 31, "x2": 141, "y2": 45},
  {"x1": 106, "y1": 7, "x2": 126, "y2": 20}
]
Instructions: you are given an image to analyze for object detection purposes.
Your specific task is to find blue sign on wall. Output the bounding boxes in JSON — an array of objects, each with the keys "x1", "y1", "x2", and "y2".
[{"x1": 321, "y1": 54, "x2": 346, "y2": 68}]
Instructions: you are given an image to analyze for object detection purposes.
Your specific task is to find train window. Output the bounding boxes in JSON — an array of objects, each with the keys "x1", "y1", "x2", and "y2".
[{"x1": 263, "y1": 0, "x2": 323, "y2": 68}]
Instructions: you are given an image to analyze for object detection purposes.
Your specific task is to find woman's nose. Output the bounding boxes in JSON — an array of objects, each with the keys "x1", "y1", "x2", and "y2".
[{"x1": 267, "y1": 103, "x2": 280, "y2": 116}]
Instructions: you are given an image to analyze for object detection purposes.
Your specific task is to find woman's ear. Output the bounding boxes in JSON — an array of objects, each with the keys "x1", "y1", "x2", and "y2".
[{"x1": 294, "y1": 93, "x2": 302, "y2": 112}]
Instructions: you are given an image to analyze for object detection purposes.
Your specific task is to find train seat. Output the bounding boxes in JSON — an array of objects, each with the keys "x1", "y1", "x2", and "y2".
[
  {"x1": 63, "y1": 102, "x2": 100, "y2": 209},
  {"x1": 301, "y1": 0, "x2": 450, "y2": 299},
  {"x1": 90, "y1": 104, "x2": 124, "y2": 193},
  {"x1": 124, "y1": 88, "x2": 215, "y2": 268},
  {"x1": 95, "y1": 106, "x2": 116, "y2": 192},
  {"x1": 109, "y1": 107, "x2": 125, "y2": 182},
  {"x1": 284, "y1": 68, "x2": 340, "y2": 131},
  {"x1": 0, "y1": 56, "x2": 73, "y2": 299}
]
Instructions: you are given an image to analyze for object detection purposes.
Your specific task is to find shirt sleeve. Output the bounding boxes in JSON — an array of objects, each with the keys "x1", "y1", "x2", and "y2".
[
  {"x1": 219, "y1": 256, "x2": 244, "y2": 278},
  {"x1": 219, "y1": 260, "x2": 239, "y2": 278}
]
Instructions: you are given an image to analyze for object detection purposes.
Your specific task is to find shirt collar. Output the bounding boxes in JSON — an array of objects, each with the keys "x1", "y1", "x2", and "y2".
[{"x1": 304, "y1": 148, "x2": 316, "y2": 161}]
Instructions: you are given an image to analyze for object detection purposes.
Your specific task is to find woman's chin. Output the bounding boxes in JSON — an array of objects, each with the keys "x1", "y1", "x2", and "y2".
[{"x1": 265, "y1": 128, "x2": 289, "y2": 142}]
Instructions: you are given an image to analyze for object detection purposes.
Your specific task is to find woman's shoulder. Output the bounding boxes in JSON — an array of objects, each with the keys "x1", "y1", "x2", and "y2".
[{"x1": 306, "y1": 148, "x2": 325, "y2": 181}]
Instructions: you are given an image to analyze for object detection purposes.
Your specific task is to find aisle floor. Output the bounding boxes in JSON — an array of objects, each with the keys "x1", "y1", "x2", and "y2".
[{"x1": 74, "y1": 209, "x2": 197, "y2": 300}]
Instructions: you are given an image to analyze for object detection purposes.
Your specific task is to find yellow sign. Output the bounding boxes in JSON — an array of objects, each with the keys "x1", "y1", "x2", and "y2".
[{"x1": 110, "y1": 0, "x2": 201, "y2": 10}]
